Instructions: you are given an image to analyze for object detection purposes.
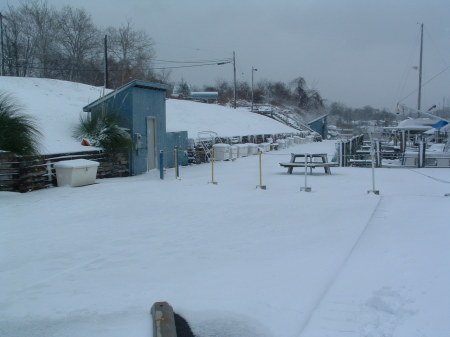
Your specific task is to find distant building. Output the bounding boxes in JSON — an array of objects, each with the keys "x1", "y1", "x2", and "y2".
[
  {"x1": 189, "y1": 92, "x2": 218, "y2": 103},
  {"x1": 308, "y1": 114, "x2": 328, "y2": 139}
]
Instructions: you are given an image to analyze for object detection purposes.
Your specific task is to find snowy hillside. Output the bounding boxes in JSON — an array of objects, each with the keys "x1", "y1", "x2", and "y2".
[
  {"x1": 0, "y1": 77, "x2": 105, "y2": 154},
  {"x1": 0, "y1": 77, "x2": 300, "y2": 154},
  {"x1": 166, "y1": 99, "x2": 300, "y2": 137}
]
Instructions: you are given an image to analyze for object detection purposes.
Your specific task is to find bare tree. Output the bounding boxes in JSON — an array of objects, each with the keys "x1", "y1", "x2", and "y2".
[
  {"x1": 2, "y1": 4, "x2": 161, "y2": 87},
  {"x1": 267, "y1": 81, "x2": 293, "y2": 105},
  {"x1": 306, "y1": 89, "x2": 324, "y2": 110},
  {"x1": 290, "y1": 77, "x2": 309, "y2": 108},
  {"x1": 215, "y1": 79, "x2": 233, "y2": 104},
  {"x1": 289, "y1": 77, "x2": 325, "y2": 111},
  {"x1": 106, "y1": 20, "x2": 155, "y2": 87},
  {"x1": 56, "y1": 6, "x2": 99, "y2": 82},
  {"x1": 3, "y1": 5, "x2": 37, "y2": 76},
  {"x1": 20, "y1": 0, "x2": 58, "y2": 78},
  {"x1": 236, "y1": 81, "x2": 251, "y2": 101}
]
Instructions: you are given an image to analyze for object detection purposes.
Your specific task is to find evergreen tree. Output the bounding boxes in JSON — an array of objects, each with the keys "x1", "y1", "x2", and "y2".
[{"x1": 175, "y1": 79, "x2": 191, "y2": 97}]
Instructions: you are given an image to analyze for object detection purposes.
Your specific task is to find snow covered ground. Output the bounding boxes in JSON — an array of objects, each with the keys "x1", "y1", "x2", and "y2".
[
  {"x1": 1, "y1": 140, "x2": 449, "y2": 337},
  {"x1": 0, "y1": 77, "x2": 299, "y2": 154},
  {"x1": 165, "y1": 99, "x2": 298, "y2": 137}
]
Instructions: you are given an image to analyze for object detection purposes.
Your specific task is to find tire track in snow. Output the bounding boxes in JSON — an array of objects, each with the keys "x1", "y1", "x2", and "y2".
[
  {"x1": 408, "y1": 169, "x2": 450, "y2": 184},
  {"x1": 14, "y1": 255, "x2": 107, "y2": 292},
  {"x1": 296, "y1": 196, "x2": 383, "y2": 337},
  {"x1": 13, "y1": 240, "x2": 134, "y2": 292}
]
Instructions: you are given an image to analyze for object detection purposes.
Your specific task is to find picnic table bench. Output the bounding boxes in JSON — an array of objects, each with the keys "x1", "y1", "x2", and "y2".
[{"x1": 279, "y1": 153, "x2": 338, "y2": 174}]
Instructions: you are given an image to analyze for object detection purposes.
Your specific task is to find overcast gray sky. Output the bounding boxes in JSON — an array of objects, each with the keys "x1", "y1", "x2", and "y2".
[{"x1": 3, "y1": 0, "x2": 450, "y2": 110}]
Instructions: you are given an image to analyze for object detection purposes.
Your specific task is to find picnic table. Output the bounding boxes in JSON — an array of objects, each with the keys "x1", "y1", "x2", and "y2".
[{"x1": 279, "y1": 153, "x2": 338, "y2": 174}]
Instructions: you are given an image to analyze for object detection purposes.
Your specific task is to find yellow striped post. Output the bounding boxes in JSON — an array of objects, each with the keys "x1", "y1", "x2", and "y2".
[
  {"x1": 210, "y1": 148, "x2": 218, "y2": 184},
  {"x1": 257, "y1": 150, "x2": 266, "y2": 189}
]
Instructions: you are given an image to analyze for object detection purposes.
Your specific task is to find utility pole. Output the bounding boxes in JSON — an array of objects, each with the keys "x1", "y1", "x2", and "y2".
[
  {"x1": 233, "y1": 51, "x2": 236, "y2": 109},
  {"x1": 0, "y1": 12, "x2": 5, "y2": 76},
  {"x1": 251, "y1": 67, "x2": 258, "y2": 112},
  {"x1": 104, "y1": 35, "x2": 109, "y2": 89},
  {"x1": 417, "y1": 23, "x2": 424, "y2": 112}
]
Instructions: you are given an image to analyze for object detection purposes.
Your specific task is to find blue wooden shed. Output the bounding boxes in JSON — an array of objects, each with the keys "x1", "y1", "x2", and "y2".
[
  {"x1": 308, "y1": 114, "x2": 329, "y2": 139},
  {"x1": 83, "y1": 80, "x2": 187, "y2": 176}
]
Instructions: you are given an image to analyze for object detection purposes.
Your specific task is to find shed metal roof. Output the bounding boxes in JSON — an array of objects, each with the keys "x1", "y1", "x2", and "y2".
[
  {"x1": 190, "y1": 92, "x2": 219, "y2": 99},
  {"x1": 83, "y1": 80, "x2": 170, "y2": 112},
  {"x1": 308, "y1": 114, "x2": 329, "y2": 125}
]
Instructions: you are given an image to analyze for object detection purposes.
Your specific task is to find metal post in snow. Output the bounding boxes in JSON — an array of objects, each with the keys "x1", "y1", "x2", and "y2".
[
  {"x1": 174, "y1": 147, "x2": 180, "y2": 179},
  {"x1": 300, "y1": 154, "x2": 311, "y2": 192},
  {"x1": 367, "y1": 137, "x2": 379, "y2": 195},
  {"x1": 159, "y1": 151, "x2": 164, "y2": 180},
  {"x1": 257, "y1": 150, "x2": 266, "y2": 190},
  {"x1": 376, "y1": 140, "x2": 381, "y2": 167},
  {"x1": 343, "y1": 141, "x2": 347, "y2": 167},
  {"x1": 418, "y1": 142, "x2": 421, "y2": 168},
  {"x1": 418, "y1": 141, "x2": 426, "y2": 168},
  {"x1": 210, "y1": 148, "x2": 218, "y2": 185}
]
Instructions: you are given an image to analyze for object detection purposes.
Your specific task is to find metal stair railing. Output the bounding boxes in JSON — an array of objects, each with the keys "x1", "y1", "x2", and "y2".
[{"x1": 197, "y1": 131, "x2": 219, "y2": 162}]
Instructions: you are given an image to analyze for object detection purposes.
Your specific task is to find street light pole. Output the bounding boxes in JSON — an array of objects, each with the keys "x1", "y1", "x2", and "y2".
[
  {"x1": 104, "y1": 35, "x2": 109, "y2": 89},
  {"x1": 233, "y1": 51, "x2": 237, "y2": 109},
  {"x1": 251, "y1": 67, "x2": 257, "y2": 112},
  {"x1": 418, "y1": 23, "x2": 424, "y2": 112},
  {"x1": 0, "y1": 12, "x2": 5, "y2": 76}
]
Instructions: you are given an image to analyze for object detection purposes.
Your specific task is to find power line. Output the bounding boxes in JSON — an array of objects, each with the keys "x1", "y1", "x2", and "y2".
[
  {"x1": 4, "y1": 60, "x2": 232, "y2": 72},
  {"x1": 397, "y1": 65, "x2": 450, "y2": 104},
  {"x1": 153, "y1": 58, "x2": 232, "y2": 64},
  {"x1": 152, "y1": 61, "x2": 231, "y2": 70}
]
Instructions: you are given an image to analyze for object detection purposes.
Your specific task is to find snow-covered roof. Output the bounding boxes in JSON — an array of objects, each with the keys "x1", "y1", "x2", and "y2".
[
  {"x1": 395, "y1": 117, "x2": 439, "y2": 131},
  {"x1": 308, "y1": 114, "x2": 329, "y2": 124},
  {"x1": 189, "y1": 92, "x2": 218, "y2": 99},
  {"x1": 83, "y1": 80, "x2": 169, "y2": 112},
  {"x1": 424, "y1": 123, "x2": 450, "y2": 134}
]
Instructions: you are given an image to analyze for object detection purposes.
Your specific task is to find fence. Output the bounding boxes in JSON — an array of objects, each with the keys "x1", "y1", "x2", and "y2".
[
  {"x1": 0, "y1": 150, "x2": 128, "y2": 193},
  {"x1": 335, "y1": 135, "x2": 365, "y2": 166},
  {"x1": 334, "y1": 136, "x2": 449, "y2": 168},
  {"x1": 1, "y1": 134, "x2": 320, "y2": 192}
]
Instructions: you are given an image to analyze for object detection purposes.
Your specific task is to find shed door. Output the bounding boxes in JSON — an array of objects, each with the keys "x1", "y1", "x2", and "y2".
[{"x1": 147, "y1": 119, "x2": 157, "y2": 170}]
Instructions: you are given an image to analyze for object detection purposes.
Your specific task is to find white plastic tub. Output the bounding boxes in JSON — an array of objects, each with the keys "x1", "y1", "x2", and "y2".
[
  {"x1": 54, "y1": 159, "x2": 99, "y2": 187},
  {"x1": 213, "y1": 144, "x2": 231, "y2": 161},
  {"x1": 277, "y1": 139, "x2": 287, "y2": 149},
  {"x1": 237, "y1": 144, "x2": 249, "y2": 157},
  {"x1": 230, "y1": 145, "x2": 238, "y2": 160},
  {"x1": 247, "y1": 143, "x2": 259, "y2": 155},
  {"x1": 258, "y1": 143, "x2": 270, "y2": 152}
]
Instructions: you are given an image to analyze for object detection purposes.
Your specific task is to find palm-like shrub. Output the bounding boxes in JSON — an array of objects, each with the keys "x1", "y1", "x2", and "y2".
[
  {"x1": 73, "y1": 109, "x2": 132, "y2": 153},
  {"x1": 0, "y1": 92, "x2": 42, "y2": 156}
]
